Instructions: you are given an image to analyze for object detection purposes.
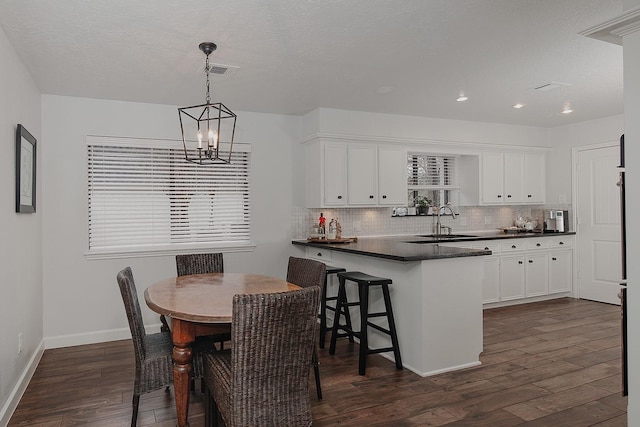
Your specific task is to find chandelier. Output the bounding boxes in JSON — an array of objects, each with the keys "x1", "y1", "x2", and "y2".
[{"x1": 178, "y1": 42, "x2": 237, "y2": 164}]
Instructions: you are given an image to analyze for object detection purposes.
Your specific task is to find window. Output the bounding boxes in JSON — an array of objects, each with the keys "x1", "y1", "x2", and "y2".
[
  {"x1": 87, "y1": 136, "x2": 252, "y2": 258},
  {"x1": 407, "y1": 153, "x2": 459, "y2": 207}
]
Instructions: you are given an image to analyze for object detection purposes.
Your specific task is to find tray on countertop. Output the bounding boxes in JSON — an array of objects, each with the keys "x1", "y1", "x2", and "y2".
[{"x1": 306, "y1": 237, "x2": 358, "y2": 244}]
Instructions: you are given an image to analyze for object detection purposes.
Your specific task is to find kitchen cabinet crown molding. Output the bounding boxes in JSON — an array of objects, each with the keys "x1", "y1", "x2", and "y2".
[
  {"x1": 299, "y1": 132, "x2": 550, "y2": 154},
  {"x1": 580, "y1": 5, "x2": 640, "y2": 46}
]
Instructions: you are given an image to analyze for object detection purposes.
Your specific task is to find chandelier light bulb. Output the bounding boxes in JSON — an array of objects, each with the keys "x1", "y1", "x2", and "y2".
[{"x1": 197, "y1": 129, "x2": 203, "y2": 149}]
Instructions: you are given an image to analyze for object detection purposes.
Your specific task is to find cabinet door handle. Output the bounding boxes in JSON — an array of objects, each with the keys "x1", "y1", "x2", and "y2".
[
  {"x1": 369, "y1": 195, "x2": 374, "y2": 199},
  {"x1": 536, "y1": 243, "x2": 541, "y2": 247},
  {"x1": 552, "y1": 257, "x2": 557, "y2": 261},
  {"x1": 528, "y1": 194, "x2": 532, "y2": 198},
  {"x1": 512, "y1": 245, "x2": 517, "y2": 249},
  {"x1": 484, "y1": 247, "x2": 489, "y2": 250},
  {"x1": 507, "y1": 194, "x2": 512, "y2": 198},
  {"x1": 382, "y1": 195, "x2": 387, "y2": 199},
  {"x1": 518, "y1": 260, "x2": 523, "y2": 264},
  {"x1": 559, "y1": 241, "x2": 564, "y2": 245},
  {"x1": 529, "y1": 259, "x2": 533, "y2": 263},
  {"x1": 497, "y1": 195, "x2": 502, "y2": 198},
  {"x1": 337, "y1": 195, "x2": 342, "y2": 199}
]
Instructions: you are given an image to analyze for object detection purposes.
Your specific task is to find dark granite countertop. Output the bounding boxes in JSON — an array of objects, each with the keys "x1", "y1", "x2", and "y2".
[{"x1": 291, "y1": 230, "x2": 575, "y2": 262}]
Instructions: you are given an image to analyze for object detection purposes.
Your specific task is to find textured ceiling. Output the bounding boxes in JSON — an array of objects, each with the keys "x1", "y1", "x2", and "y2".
[{"x1": 0, "y1": 0, "x2": 624, "y2": 128}]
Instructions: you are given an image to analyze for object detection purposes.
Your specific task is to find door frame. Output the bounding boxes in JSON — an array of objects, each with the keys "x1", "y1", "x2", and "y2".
[{"x1": 571, "y1": 140, "x2": 620, "y2": 300}]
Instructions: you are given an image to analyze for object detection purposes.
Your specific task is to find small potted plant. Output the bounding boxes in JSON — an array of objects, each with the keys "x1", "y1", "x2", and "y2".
[{"x1": 414, "y1": 196, "x2": 432, "y2": 216}]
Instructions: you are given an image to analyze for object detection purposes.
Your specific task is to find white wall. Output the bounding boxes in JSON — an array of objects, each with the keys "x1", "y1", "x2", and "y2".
[
  {"x1": 304, "y1": 108, "x2": 550, "y2": 147},
  {"x1": 0, "y1": 25, "x2": 43, "y2": 424},
  {"x1": 547, "y1": 115, "x2": 623, "y2": 205},
  {"x1": 41, "y1": 95, "x2": 300, "y2": 347}
]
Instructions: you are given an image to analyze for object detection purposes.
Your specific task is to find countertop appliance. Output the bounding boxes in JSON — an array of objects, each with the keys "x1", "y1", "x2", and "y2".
[{"x1": 543, "y1": 210, "x2": 569, "y2": 233}]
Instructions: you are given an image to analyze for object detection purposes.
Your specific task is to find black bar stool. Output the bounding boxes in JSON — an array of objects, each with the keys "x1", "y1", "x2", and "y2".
[
  {"x1": 329, "y1": 271, "x2": 403, "y2": 375},
  {"x1": 319, "y1": 266, "x2": 347, "y2": 349}
]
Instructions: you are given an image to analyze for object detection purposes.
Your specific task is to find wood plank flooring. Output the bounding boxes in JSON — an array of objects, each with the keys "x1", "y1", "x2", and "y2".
[{"x1": 9, "y1": 298, "x2": 626, "y2": 426}]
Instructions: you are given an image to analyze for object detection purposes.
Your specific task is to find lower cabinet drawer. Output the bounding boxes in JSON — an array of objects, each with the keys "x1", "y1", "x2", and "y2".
[{"x1": 306, "y1": 247, "x2": 332, "y2": 262}]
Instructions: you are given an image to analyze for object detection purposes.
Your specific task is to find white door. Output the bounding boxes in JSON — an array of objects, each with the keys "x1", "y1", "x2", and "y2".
[{"x1": 576, "y1": 145, "x2": 622, "y2": 305}]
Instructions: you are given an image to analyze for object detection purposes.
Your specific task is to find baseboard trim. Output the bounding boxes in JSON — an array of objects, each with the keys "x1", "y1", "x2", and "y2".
[
  {"x1": 44, "y1": 322, "x2": 163, "y2": 349},
  {"x1": 0, "y1": 340, "x2": 44, "y2": 426}
]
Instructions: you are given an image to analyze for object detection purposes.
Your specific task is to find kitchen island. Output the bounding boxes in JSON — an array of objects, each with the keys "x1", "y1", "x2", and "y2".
[
  {"x1": 292, "y1": 236, "x2": 491, "y2": 377},
  {"x1": 293, "y1": 231, "x2": 575, "y2": 376}
]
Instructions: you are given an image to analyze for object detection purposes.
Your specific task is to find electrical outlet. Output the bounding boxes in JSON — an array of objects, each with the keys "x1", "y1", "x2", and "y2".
[
  {"x1": 18, "y1": 333, "x2": 22, "y2": 354},
  {"x1": 484, "y1": 216, "x2": 492, "y2": 225},
  {"x1": 353, "y1": 221, "x2": 362, "y2": 233}
]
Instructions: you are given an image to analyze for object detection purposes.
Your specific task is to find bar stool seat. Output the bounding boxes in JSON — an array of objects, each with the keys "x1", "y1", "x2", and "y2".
[
  {"x1": 319, "y1": 265, "x2": 347, "y2": 349},
  {"x1": 329, "y1": 271, "x2": 403, "y2": 375}
]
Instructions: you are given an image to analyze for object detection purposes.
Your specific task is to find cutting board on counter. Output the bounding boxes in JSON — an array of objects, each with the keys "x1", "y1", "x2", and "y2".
[{"x1": 306, "y1": 237, "x2": 358, "y2": 244}]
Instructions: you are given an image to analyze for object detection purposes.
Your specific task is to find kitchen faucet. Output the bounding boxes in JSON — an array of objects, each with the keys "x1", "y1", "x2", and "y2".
[{"x1": 435, "y1": 203, "x2": 458, "y2": 236}]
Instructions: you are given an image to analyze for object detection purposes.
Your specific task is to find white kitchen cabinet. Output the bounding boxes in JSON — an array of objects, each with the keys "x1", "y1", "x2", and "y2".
[
  {"x1": 323, "y1": 143, "x2": 348, "y2": 206},
  {"x1": 525, "y1": 253, "x2": 549, "y2": 297},
  {"x1": 480, "y1": 152, "x2": 505, "y2": 204},
  {"x1": 378, "y1": 146, "x2": 407, "y2": 205},
  {"x1": 305, "y1": 140, "x2": 407, "y2": 208},
  {"x1": 504, "y1": 153, "x2": 525, "y2": 203},
  {"x1": 473, "y1": 242, "x2": 500, "y2": 303},
  {"x1": 480, "y1": 151, "x2": 546, "y2": 205},
  {"x1": 549, "y1": 249, "x2": 572, "y2": 293},
  {"x1": 478, "y1": 235, "x2": 573, "y2": 307},
  {"x1": 524, "y1": 152, "x2": 545, "y2": 203},
  {"x1": 347, "y1": 145, "x2": 378, "y2": 205},
  {"x1": 500, "y1": 254, "x2": 525, "y2": 300}
]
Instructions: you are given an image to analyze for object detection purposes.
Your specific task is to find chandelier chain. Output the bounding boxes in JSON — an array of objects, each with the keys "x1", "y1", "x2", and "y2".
[{"x1": 205, "y1": 54, "x2": 211, "y2": 104}]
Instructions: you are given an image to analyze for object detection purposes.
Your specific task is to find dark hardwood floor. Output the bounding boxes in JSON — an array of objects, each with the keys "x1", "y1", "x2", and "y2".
[{"x1": 9, "y1": 298, "x2": 626, "y2": 426}]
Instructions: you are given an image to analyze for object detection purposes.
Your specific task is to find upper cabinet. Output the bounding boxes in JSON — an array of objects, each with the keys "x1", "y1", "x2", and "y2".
[
  {"x1": 323, "y1": 143, "x2": 348, "y2": 206},
  {"x1": 347, "y1": 145, "x2": 378, "y2": 205},
  {"x1": 480, "y1": 151, "x2": 545, "y2": 205},
  {"x1": 305, "y1": 140, "x2": 407, "y2": 208},
  {"x1": 378, "y1": 146, "x2": 408, "y2": 205}
]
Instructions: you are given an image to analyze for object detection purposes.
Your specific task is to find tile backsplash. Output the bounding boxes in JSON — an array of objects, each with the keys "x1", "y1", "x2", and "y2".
[{"x1": 291, "y1": 205, "x2": 572, "y2": 239}]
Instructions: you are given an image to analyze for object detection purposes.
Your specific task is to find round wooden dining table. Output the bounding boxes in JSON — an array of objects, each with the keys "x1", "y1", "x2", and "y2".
[{"x1": 145, "y1": 272, "x2": 300, "y2": 427}]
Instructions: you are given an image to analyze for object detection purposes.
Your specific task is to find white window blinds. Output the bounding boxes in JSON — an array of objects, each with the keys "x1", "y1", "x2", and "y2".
[
  {"x1": 407, "y1": 154, "x2": 458, "y2": 188},
  {"x1": 87, "y1": 136, "x2": 252, "y2": 257}
]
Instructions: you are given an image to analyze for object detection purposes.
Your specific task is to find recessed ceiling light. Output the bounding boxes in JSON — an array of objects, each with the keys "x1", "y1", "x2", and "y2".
[
  {"x1": 561, "y1": 108, "x2": 573, "y2": 114},
  {"x1": 513, "y1": 103, "x2": 525, "y2": 109},
  {"x1": 457, "y1": 95, "x2": 468, "y2": 102}
]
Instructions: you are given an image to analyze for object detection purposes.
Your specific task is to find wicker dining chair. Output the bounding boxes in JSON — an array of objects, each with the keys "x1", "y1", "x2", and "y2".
[
  {"x1": 175, "y1": 253, "x2": 232, "y2": 391},
  {"x1": 117, "y1": 267, "x2": 173, "y2": 427},
  {"x1": 176, "y1": 252, "x2": 224, "y2": 276},
  {"x1": 286, "y1": 256, "x2": 327, "y2": 400},
  {"x1": 203, "y1": 286, "x2": 321, "y2": 427}
]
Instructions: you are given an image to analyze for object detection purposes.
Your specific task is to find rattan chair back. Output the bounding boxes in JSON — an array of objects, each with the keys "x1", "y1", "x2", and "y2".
[
  {"x1": 204, "y1": 286, "x2": 320, "y2": 426},
  {"x1": 176, "y1": 253, "x2": 224, "y2": 276}
]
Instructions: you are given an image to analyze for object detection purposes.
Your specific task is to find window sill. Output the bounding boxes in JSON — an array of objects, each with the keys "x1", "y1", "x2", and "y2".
[{"x1": 85, "y1": 242, "x2": 256, "y2": 260}]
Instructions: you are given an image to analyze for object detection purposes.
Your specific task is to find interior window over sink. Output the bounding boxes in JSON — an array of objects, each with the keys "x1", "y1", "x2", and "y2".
[{"x1": 407, "y1": 153, "x2": 459, "y2": 208}]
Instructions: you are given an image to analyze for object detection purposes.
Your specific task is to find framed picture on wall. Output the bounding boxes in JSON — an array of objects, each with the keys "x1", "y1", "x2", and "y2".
[{"x1": 15, "y1": 124, "x2": 37, "y2": 213}]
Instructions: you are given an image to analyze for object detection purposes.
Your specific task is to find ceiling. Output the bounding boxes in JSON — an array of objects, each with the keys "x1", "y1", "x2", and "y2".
[{"x1": 0, "y1": 0, "x2": 625, "y2": 128}]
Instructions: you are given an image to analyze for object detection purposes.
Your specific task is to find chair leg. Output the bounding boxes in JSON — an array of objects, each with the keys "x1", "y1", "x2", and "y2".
[
  {"x1": 131, "y1": 394, "x2": 140, "y2": 427},
  {"x1": 329, "y1": 280, "x2": 346, "y2": 355},
  {"x1": 204, "y1": 385, "x2": 211, "y2": 427},
  {"x1": 212, "y1": 397, "x2": 220, "y2": 427},
  {"x1": 358, "y1": 283, "x2": 369, "y2": 376},
  {"x1": 312, "y1": 348, "x2": 323, "y2": 400},
  {"x1": 319, "y1": 275, "x2": 329, "y2": 349}
]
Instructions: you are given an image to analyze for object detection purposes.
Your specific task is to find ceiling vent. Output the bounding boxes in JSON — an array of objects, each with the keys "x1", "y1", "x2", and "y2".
[
  {"x1": 206, "y1": 63, "x2": 239, "y2": 79},
  {"x1": 532, "y1": 81, "x2": 572, "y2": 91}
]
